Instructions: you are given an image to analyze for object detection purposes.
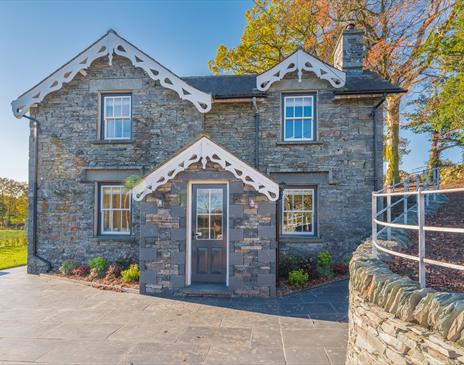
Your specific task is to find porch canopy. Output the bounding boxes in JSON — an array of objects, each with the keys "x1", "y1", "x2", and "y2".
[{"x1": 132, "y1": 135, "x2": 279, "y2": 201}]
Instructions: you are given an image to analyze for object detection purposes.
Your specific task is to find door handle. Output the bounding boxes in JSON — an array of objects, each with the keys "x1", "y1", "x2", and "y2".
[{"x1": 192, "y1": 231, "x2": 202, "y2": 239}]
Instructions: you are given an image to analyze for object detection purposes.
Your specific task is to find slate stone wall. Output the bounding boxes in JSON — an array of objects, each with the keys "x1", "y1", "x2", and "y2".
[
  {"x1": 205, "y1": 77, "x2": 384, "y2": 261},
  {"x1": 347, "y1": 240, "x2": 464, "y2": 364},
  {"x1": 29, "y1": 56, "x2": 203, "y2": 271},
  {"x1": 29, "y1": 53, "x2": 383, "y2": 275},
  {"x1": 139, "y1": 162, "x2": 277, "y2": 297}
]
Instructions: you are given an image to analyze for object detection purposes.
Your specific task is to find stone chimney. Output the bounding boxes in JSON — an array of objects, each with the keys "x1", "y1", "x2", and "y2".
[{"x1": 333, "y1": 24, "x2": 364, "y2": 74}]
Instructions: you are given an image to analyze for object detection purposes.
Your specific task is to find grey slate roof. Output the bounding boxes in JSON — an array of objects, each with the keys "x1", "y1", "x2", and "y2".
[{"x1": 182, "y1": 71, "x2": 404, "y2": 99}]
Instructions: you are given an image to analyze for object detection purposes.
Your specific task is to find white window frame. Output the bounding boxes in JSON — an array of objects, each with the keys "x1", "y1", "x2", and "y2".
[
  {"x1": 282, "y1": 188, "x2": 315, "y2": 235},
  {"x1": 102, "y1": 94, "x2": 132, "y2": 140},
  {"x1": 100, "y1": 184, "x2": 131, "y2": 235},
  {"x1": 283, "y1": 95, "x2": 315, "y2": 142}
]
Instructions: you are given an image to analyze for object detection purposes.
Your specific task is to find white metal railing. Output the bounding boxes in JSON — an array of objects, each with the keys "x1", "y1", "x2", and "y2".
[{"x1": 372, "y1": 167, "x2": 464, "y2": 288}]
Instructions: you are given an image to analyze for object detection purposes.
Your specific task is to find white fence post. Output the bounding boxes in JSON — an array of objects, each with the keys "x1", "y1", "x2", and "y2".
[
  {"x1": 387, "y1": 186, "x2": 392, "y2": 241},
  {"x1": 404, "y1": 178, "x2": 409, "y2": 224},
  {"x1": 372, "y1": 194, "x2": 377, "y2": 257},
  {"x1": 425, "y1": 170, "x2": 430, "y2": 206},
  {"x1": 417, "y1": 188, "x2": 426, "y2": 288}
]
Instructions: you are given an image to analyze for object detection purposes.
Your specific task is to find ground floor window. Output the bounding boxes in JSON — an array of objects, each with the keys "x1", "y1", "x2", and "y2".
[
  {"x1": 99, "y1": 184, "x2": 131, "y2": 235},
  {"x1": 282, "y1": 188, "x2": 315, "y2": 235}
]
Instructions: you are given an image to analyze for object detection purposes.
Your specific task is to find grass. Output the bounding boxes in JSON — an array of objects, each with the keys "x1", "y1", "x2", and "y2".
[{"x1": 0, "y1": 230, "x2": 27, "y2": 270}]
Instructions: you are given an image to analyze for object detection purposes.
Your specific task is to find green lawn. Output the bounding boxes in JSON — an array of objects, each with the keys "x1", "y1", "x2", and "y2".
[{"x1": 0, "y1": 230, "x2": 27, "y2": 270}]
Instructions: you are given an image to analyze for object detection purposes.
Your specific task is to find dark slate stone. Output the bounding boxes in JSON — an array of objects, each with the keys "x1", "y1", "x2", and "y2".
[
  {"x1": 171, "y1": 205, "x2": 186, "y2": 218},
  {"x1": 258, "y1": 225, "x2": 276, "y2": 239},
  {"x1": 229, "y1": 252, "x2": 243, "y2": 265},
  {"x1": 258, "y1": 249, "x2": 276, "y2": 263},
  {"x1": 140, "y1": 270, "x2": 156, "y2": 283},
  {"x1": 140, "y1": 201, "x2": 157, "y2": 214},
  {"x1": 229, "y1": 204, "x2": 244, "y2": 219},
  {"x1": 140, "y1": 224, "x2": 158, "y2": 237},
  {"x1": 170, "y1": 275, "x2": 185, "y2": 289},
  {"x1": 229, "y1": 228, "x2": 244, "y2": 242},
  {"x1": 257, "y1": 274, "x2": 275, "y2": 287},
  {"x1": 257, "y1": 202, "x2": 275, "y2": 216},
  {"x1": 171, "y1": 228, "x2": 186, "y2": 241},
  {"x1": 140, "y1": 247, "x2": 157, "y2": 261},
  {"x1": 171, "y1": 251, "x2": 185, "y2": 265}
]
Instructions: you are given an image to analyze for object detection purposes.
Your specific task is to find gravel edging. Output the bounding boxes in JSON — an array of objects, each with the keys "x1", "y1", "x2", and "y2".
[{"x1": 40, "y1": 273, "x2": 139, "y2": 294}]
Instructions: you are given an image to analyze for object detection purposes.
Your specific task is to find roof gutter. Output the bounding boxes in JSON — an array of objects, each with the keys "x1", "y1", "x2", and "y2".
[{"x1": 21, "y1": 114, "x2": 51, "y2": 272}]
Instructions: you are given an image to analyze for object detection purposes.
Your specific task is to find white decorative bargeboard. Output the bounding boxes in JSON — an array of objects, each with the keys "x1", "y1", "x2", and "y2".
[
  {"x1": 256, "y1": 49, "x2": 346, "y2": 91},
  {"x1": 12, "y1": 30, "x2": 212, "y2": 118},
  {"x1": 132, "y1": 136, "x2": 279, "y2": 201}
]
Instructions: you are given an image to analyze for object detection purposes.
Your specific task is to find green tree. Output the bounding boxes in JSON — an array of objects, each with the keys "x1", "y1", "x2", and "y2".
[
  {"x1": 406, "y1": 1, "x2": 464, "y2": 169},
  {"x1": 209, "y1": 0, "x2": 458, "y2": 185},
  {"x1": 0, "y1": 178, "x2": 28, "y2": 229}
]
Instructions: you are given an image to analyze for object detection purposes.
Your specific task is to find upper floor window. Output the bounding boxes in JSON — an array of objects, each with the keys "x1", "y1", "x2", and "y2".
[
  {"x1": 99, "y1": 184, "x2": 131, "y2": 235},
  {"x1": 282, "y1": 188, "x2": 315, "y2": 235},
  {"x1": 283, "y1": 95, "x2": 315, "y2": 141},
  {"x1": 102, "y1": 94, "x2": 131, "y2": 140}
]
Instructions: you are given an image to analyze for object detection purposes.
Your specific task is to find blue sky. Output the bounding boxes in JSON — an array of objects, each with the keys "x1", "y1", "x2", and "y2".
[{"x1": 0, "y1": 0, "x2": 461, "y2": 182}]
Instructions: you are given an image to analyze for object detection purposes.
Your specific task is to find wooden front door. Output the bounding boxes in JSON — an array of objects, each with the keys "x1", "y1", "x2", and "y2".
[{"x1": 191, "y1": 184, "x2": 227, "y2": 284}]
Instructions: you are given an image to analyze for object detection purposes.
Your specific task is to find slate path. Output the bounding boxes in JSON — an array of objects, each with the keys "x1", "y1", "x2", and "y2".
[{"x1": 0, "y1": 267, "x2": 348, "y2": 365}]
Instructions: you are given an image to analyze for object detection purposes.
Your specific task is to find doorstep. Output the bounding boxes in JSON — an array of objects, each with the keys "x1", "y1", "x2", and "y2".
[{"x1": 179, "y1": 283, "x2": 232, "y2": 298}]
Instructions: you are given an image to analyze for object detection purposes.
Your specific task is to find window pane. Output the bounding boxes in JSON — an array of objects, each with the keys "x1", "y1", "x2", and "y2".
[
  {"x1": 210, "y1": 189, "x2": 223, "y2": 214},
  {"x1": 121, "y1": 191, "x2": 130, "y2": 209},
  {"x1": 197, "y1": 214, "x2": 209, "y2": 239},
  {"x1": 285, "y1": 98, "x2": 294, "y2": 117},
  {"x1": 211, "y1": 214, "x2": 223, "y2": 239},
  {"x1": 105, "y1": 119, "x2": 115, "y2": 139},
  {"x1": 283, "y1": 193, "x2": 291, "y2": 210},
  {"x1": 112, "y1": 188, "x2": 121, "y2": 209},
  {"x1": 113, "y1": 98, "x2": 122, "y2": 117},
  {"x1": 197, "y1": 189, "x2": 209, "y2": 214},
  {"x1": 105, "y1": 97, "x2": 113, "y2": 117},
  {"x1": 121, "y1": 211, "x2": 130, "y2": 232},
  {"x1": 295, "y1": 211, "x2": 304, "y2": 232},
  {"x1": 284, "y1": 212, "x2": 297, "y2": 233},
  {"x1": 303, "y1": 97, "x2": 312, "y2": 117},
  {"x1": 102, "y1": 187, "x2": 111, "y2": 209},
  {"x1": 112, "y1": 210, "x2": 122, "y2": 232},
  {"x1": 303, "y1": 192, "x2": 313, "y2": 210},
  {"x1": 293, "y1": 193, "x2": 303, "y2": 210},
  {"x1": 294, "y1": 98, "x2": 303, "y2": 117},
  {"x1": 303, "y1": 120, "x2": 312, "y2": 139},
  {"x1": 294, "y1": 120, "x2": 303, "y2": 139},
  {"x1": 122, "y1": 97, "x2": 130, "y2": 116},
  {"x1": 103, "y1": 211, "x2": 111, "y2": 232},
  {"x1": 122, "y1": 119, "x2": 131, "y2": 138},
  {"x1": 285, "y1": 120, "x2": 293, "y2": 139},
  {"x1": 302, "y1": 212, "x2": 312, "y2": 232},
  {"x1": 115, "y1": 119, "x2": 123, "y2": 138}
]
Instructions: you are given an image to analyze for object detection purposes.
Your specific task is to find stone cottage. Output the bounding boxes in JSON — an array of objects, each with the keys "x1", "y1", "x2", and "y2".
[{"x1": 12, "y1": 26, "x2": 403, "y2": 297}]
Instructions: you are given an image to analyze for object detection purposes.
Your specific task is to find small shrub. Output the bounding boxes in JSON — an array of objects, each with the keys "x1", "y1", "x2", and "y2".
[
  {"x1": 72, "y1": 264, "x2": 90, "y2": 277},
  {"x1": 88, "y1": 256, "x2": 109, "y2": 278},
  {"x1": 115, "y1": 254, "x2": 134, "y2": 271},
  {"x1": 279, "y1": 255, "x2": 312, "y2": 278},
  {"x1": 332, "y1": 263, "x2": 348, "y2": 275},
  {"x1": 105, "y1": 264, "x2": 121, "y2": 280},
  {"x1": 59, "y1": 260, "x2": 79, "y2": 276},
  {"x1": 288, "y1": 269, "x2": 309, "y2": 287},
  {"x1": 121, "y1": 264, "x2": 140, "y2": 283},
  {"x1": 316, "y1": 251, "x2": 333, "y2": 279}
]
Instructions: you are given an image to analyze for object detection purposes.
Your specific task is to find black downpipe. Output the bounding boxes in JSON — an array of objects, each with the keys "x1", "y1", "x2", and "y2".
[
  {"x1": 22, "y1": 115, "x2": 51, "y2": 270},
  {"x1": 371, "y1": 94, "x2": 387, "y2": 191},
  {"x1": 275, "y1": 183, "x2": 286, "y2": 285}
]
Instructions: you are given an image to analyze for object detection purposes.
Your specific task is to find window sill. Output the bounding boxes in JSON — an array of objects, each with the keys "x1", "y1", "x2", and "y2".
[
  {"x1": 279, "y1": 236, "x2": 322, "y2": 244},
  {"x1": 92, "y1": 140, "x2": 135, "y2": 145},
  {"x1": 91, "y1": 235, "x2": 135, "y2": 243},
  {"x1": 276, "y1": 141, "x2": 323, "y2": 146}
]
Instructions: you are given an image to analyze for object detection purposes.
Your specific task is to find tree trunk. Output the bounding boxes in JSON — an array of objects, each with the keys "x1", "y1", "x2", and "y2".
[
  {"x1": 428, "y1": 131, "x2": 441, "y2": 170},
  {"x1": 384, "y1": 96, "x2": 401, "y2": 187}
]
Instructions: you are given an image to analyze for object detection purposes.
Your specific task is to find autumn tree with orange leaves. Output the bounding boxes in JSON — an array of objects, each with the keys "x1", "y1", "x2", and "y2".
[{"x1": 209, "y1": 0, "x2": 459, "y2": 186}]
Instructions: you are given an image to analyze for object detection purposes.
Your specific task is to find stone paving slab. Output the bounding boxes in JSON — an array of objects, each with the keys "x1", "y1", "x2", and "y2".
[{"x1": 0, "y1": 267, "x2": 348, "y2": 364}]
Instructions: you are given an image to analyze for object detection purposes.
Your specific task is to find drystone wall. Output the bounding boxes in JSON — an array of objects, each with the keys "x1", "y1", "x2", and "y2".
[{"x1": 347, "y1": 240, "x2": 464, "y2": 365}]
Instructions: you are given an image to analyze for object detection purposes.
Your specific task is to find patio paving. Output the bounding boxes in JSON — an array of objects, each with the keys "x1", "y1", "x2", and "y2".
[{"x1": 0, "y1": 267, "x2": 348, "y2": 364}]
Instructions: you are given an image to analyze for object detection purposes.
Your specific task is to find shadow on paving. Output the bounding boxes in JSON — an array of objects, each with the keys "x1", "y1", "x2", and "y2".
[{"x1": 151, "y1": 280, "x2": 349, "y2": 322}]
